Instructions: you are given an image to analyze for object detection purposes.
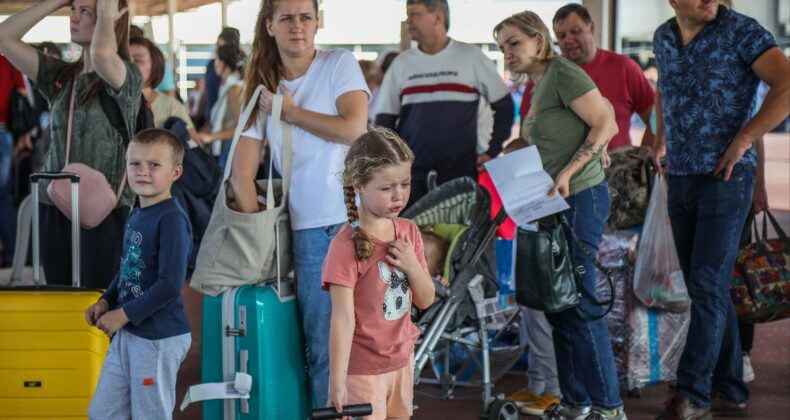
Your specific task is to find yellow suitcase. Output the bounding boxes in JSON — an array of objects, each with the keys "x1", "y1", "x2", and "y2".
[
  {"x1": 0, "y1": 173, "x2": 109, "y2": 419},
  {"x1": 0, "y1": 289, "x2": 109, "y2": 419}
]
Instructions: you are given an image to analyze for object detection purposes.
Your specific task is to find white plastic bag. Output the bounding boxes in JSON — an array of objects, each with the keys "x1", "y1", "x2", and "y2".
[{"x1": 633, "y1": 174, "x2": 690, "y2": 312}]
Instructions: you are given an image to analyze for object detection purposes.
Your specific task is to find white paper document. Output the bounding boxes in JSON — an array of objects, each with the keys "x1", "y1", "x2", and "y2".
[{"x1": 483, "y1": 145, "x2": 569, "y2": 225}]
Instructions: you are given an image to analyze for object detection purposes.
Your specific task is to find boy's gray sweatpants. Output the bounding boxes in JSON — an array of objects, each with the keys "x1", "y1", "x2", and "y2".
[
  {"x1": 525, "y1": 308, "x2": 561, "y2": 396},
  {"x1": 88, "y1": 329, "x2": 191, "y2": 420}
]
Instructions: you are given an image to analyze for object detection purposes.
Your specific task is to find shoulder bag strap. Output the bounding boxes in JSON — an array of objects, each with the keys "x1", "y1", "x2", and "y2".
[
  {"x1": 222, "y1": 86, "x2": 289, "y2": 210},
  {"x1": 98, "y1": 88, "x2": 130, "y2": 147},
  {"x1": 558, "y1": 214, "x2": 615, "y2": 320}
]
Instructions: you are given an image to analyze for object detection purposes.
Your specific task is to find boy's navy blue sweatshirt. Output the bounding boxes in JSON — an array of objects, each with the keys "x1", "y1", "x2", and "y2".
[{"x1": 102, "y1": 198, "x2": 192, "y2": 340}]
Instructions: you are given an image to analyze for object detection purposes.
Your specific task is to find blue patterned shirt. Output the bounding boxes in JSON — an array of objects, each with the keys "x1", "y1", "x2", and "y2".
[{"x1": 653, "y1": 6, "x2": 776, "y2": 175}]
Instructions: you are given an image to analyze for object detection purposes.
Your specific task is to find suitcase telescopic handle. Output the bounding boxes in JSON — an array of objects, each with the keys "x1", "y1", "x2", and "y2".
[
  {"x1": 310, "y1": 404, "x2": 373, "y2": 419},
  {"x1": 30, "y1": 172, "x2": 81, "y2": 183},
  {"x1": 30, "y1": 172, "x2": 81, "y2": 287}
]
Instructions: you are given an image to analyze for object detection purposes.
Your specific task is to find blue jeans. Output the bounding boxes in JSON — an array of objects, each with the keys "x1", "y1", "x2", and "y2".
[
  {"x1": 293, "y1": 222, "x2": 343, "y2": 408},
  {"x1": 668, "y1": 166, "x2": 753, "y2": 407},
  {"x1": 218, "y1": 139, "x2": 232, "y2": 172},
  {"x1": 545, "y1": 181, "x2": 622, "y2": 410},
  {"x1": 0, "y1": 127, "x2": 15, "y2": 266}
]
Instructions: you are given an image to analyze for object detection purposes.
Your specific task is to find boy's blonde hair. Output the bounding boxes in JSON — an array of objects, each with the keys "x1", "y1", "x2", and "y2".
[
  {"x1": 343, "y1": 127, "x2": 414, "y2": 261},
  {"x1": 493, "y1": 10, "x2": 556, "y2": 62},
  {"x1": 129, "y1": 128, "x2": 185, "y2": 167}
]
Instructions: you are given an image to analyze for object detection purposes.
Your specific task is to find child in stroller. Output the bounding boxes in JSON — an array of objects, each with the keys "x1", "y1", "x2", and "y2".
[{"x1": 421, "y1": 228, "x2": 451, "y2": 294}]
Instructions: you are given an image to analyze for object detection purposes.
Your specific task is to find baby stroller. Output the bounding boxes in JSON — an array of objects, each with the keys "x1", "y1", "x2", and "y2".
[{"x1": 404, "y1": 177, "x2": 521, "y2": 420}]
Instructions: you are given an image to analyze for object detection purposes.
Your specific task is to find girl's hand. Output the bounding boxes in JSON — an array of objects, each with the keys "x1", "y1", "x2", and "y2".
[
  {"x1": 96, "y1": 0, "x2": 128, "y2": 21},
  {"x1": 95, "y1": 308, "x2": 129, "y2": 337},
  {"x1": 386, "y1": 238, "x2": 421, "y2": 278},
  {"x1": 548, "y1": 170, "x2": 571, "y2": 198},
  {"x1": 601, "y1": 150, "x2": 611, "y2": 168},
  {"x1": 199, "y1": 132, "x2": 213, "y2": 144},
  {"x1": 327, "y1": 383, "x2": 351, "y2": 420}
]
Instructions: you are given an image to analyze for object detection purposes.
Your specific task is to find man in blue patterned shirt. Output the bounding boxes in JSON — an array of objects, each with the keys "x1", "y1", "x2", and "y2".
[{"x1": 651, "y1": 1, "x2": 790, "y2": 419}]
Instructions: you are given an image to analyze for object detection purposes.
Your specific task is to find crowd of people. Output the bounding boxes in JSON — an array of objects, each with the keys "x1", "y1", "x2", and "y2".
[{"x1": 0, "y1": 0, "x2": 787, "y2": 419}]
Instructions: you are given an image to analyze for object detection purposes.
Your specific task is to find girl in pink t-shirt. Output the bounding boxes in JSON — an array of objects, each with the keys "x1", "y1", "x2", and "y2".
[{"x1": 322, "y1": 127, "x2": 435, "y2": 419}]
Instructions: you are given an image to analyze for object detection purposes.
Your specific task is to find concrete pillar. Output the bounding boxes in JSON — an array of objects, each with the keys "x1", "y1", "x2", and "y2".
[
  {"x1": 583, "y1": 0, "x2": 614, "y2": 50},
  {"x1": 400, "y1": 21, "x2": 411, "y2": 51},
  {"x1": 167, "y1": 0, "x2": 177, "y2": 69},
  {"x1": 221, "y1": 0, "x2": 229, "y2": 28}
]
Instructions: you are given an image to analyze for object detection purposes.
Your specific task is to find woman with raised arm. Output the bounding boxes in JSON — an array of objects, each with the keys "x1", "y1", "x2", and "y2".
[
  {"x1": 233, "y1": 0, "x2": 369, "y2": 407},
  {"x1": 0, "y1": 0, "x2": 142, "y2": 288}
]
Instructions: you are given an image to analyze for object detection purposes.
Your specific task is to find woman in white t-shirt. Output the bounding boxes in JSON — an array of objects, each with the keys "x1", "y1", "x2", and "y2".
[
  {"x1": 201, "y1": 44, "x2": 244, "y2": 170},
  {"x1": 233, "y1": 0, "x2": 369, "y2": 408}
]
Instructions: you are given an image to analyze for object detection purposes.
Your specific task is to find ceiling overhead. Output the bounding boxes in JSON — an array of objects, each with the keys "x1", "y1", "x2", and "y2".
[{"x1": 0, "y1": 0, "x2": 219, "y2": 17}]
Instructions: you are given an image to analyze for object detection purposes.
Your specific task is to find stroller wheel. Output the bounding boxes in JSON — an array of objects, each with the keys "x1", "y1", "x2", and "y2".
[{"x1": 487, "y1": 399, "x2": 519, "y2": 420}]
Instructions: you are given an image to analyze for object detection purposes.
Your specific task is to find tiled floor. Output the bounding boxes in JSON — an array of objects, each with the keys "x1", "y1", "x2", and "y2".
[{"x1": 174, "y1": 265, "x2": 790, "y2": 420}]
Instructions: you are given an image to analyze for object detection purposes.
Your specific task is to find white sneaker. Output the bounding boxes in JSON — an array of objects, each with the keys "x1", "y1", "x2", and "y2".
[
  {"x1": 542, "y1": 403, "x2": 591, "y2": 420},
  {"x1": 743, "y1": 353, "x2": 755, "y2": 383},
  {"x1": 587, "y1": 407, "x2": 628, "y2": 420}
]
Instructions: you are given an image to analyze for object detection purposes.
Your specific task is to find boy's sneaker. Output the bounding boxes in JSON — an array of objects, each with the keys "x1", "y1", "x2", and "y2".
[
  {"x1": 742, "y1": 353, "x2": 755, "y2": 383},
  {"x1": 586, "y1": 407, "x2": 628, "y2": 420},
  {"x1": 507, "y1": 387, "x2": 540, "y2": 408},
  {"x1": 522, "y1": 392, "x2": 561, "y2": 416},
  {"x1": 542, "y1": 403, "x2": 591, "y2": 420}
]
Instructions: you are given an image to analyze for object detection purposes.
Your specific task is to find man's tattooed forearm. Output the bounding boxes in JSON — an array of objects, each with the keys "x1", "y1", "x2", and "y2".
[{"x1": 569, "y1": 138, "x2": 605, "y2": 166}]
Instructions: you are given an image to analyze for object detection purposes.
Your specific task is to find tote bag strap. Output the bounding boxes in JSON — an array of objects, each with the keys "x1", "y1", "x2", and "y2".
[
  {"x1": 222, "y1": 86, "x2": 292, "y2": 209},
  {"x1": 64, "y1": 79, "x2": 127, "y2": 200}
]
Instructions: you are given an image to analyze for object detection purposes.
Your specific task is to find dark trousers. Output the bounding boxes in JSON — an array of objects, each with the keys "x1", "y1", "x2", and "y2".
[
  {"x1": 39, "y1": 203, "x2": 129, "y2": 289},
  {"x1": 668, "y1": 166, "x2": 754, "y2": 406},
  {"x1": 736, "y1": 212, "x2": 755, "y2": 353}
]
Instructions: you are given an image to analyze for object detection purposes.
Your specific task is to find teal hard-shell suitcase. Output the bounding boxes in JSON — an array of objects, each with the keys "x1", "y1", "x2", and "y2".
[{"x1": 200, "y1": 282, "x2": 310, "y2": 419}]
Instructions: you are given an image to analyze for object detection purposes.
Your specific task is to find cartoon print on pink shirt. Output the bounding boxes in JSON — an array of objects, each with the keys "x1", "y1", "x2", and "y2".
[{"x1": 378, "y1": 261, "x2": 411, "y2": 321}]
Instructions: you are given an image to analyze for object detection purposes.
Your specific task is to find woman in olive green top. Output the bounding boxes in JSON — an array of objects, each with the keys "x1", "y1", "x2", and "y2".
[
  {"x1": 495, "y1": 11, "x2": 625, "y2": 420},
  {"x1": 0, "y1": 0, "x2": 141, "y2": 288}
]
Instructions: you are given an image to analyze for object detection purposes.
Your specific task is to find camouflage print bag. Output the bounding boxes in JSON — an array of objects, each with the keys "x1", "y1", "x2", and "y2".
[{"x1": 605, "y1": 146, "x2": 653, "y2": 229}]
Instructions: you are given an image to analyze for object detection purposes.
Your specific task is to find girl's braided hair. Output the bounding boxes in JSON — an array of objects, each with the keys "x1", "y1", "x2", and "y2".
[{"x1": 342, "y1": 127, "x2": 414, "y2": 260}]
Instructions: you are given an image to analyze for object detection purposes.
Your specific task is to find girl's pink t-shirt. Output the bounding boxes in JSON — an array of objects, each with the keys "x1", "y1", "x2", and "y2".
[{"x1": 322, "y1": 218, "x2": 426, "y2": 375}]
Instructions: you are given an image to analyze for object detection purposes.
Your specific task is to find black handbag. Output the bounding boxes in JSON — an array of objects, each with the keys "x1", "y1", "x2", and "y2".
[{"x1": 515, "y1": 214, "x2": 614, "y2": 320}]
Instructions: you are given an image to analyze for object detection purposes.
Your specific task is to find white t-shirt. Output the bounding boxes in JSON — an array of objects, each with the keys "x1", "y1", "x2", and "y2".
[{"x1": 242, "y1": 49, "x2": 370, "y2": 230}]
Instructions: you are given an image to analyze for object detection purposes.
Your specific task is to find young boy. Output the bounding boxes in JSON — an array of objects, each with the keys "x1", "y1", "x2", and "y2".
[{"x1": 84, "y1": 128, "x2": 193, "y2": 420}]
